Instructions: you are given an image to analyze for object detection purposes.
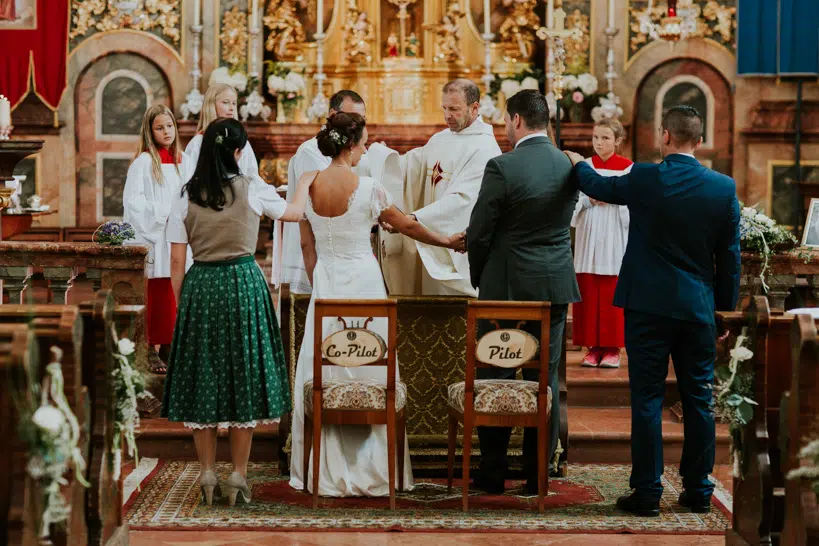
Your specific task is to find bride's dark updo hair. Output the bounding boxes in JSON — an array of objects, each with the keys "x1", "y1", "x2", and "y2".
[{"x1": 316, "y1": 112, "x2": 366, "y2": 158}]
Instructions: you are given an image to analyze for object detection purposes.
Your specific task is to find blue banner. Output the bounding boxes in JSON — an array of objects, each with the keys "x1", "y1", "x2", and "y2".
[{"x1": 738, "y1": 0, "x2": 819, "y2": 76}]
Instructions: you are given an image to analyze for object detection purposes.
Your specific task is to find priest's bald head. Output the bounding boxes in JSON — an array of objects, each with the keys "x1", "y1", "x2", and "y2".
[
  {"x1": 442, "y1": 79, "x2": 481, "y2": 133},
  {"x1": 329, "y1": 90, "x2": 366, "y2": 118}
]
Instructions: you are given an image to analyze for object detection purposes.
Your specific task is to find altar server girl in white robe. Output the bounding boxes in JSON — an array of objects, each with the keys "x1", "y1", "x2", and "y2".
[
  {"x1": 123, "y1": 104, "x2": 193, "y2": 373},
  {"x1": 571, "y1": 118, "x2": 632, "y2": 368},
  {"x1": 185, "y1": 83, "x2": 264, "y2": 185}
]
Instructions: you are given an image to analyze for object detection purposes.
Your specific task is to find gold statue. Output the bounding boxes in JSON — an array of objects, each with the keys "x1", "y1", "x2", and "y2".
[
  {"x1": 342, "y1": 0, "x2": 375, "y2": 64},
  {"x1": 263, "y1": 0, "x2": 307, "y2": 60},
  {"x1": 425, "y1": 2, "x2": 465, "y2": 65},
  {"x1": 406, "y1": 32, "x2": 420, "y2": 57},
  {"x1": 498, "y1": 0, "x2": 541, "y2": 62}
]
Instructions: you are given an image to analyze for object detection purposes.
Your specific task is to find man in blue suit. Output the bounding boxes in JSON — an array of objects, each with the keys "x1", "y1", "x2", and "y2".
[{"x1": 564, "y1": 105, "x2": 741, "y2": 517}]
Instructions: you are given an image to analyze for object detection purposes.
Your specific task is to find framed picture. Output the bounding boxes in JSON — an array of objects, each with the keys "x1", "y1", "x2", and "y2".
[
  {"x1": 802, "y1": 198, "x2": 819, "y2": 248},
  {"x1": 0, "y1": 0, "x2": 36, "y2": 30},
  {"x1": 768, "y1": 160, "x2": 819, "y2": 228}
]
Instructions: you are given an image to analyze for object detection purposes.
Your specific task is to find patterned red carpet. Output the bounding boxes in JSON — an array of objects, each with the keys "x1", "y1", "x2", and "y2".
[{"x1": 125, "y1": 461, "x2": 731, "y2": 534}]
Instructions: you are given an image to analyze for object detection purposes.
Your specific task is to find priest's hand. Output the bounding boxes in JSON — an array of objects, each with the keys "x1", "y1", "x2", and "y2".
[
  {"x1": 564, "y1": 150, "x2": 584, "y2": 165},
  {"x1": 590, "y1": 198, "x2": 605, "y2": 206},
  {"x1": 448, "y1": 232, "x2": 467, "y2": 253},
  {"x1": 379, "y1": 220, "x2": 396, "y2": 233}
]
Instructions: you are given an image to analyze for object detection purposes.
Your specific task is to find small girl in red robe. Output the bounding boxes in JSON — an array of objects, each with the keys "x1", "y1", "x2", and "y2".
[
  {"x1": 124, "y1": 104, "x2": 192, "y2": 373},
  {"x1": 571, "y1": 118, "x2": 632, "y2": 368}
]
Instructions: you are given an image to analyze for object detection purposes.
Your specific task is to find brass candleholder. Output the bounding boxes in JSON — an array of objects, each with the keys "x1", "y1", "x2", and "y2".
[{"x1": 0, "y1": 140, "x2": 44, "y2": 213}]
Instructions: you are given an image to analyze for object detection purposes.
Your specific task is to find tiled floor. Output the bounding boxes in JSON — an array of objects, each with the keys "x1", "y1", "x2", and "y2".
[{"x1": 129, "y1": 531, "x2": 725, "y2": 545}]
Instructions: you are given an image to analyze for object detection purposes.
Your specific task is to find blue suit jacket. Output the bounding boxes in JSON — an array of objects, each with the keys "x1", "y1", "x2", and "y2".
[{"x1": 574, "y1": 154, "x2": 741, "y2": 325}]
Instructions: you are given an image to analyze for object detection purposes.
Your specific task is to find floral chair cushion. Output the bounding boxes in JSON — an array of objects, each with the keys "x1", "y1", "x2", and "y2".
[
  {"x1": 447, "y1": 379, "x2": 551, "y2": 415},
  {"x1": 304, "y1": 379, "x2": 407, "y2": 413}
]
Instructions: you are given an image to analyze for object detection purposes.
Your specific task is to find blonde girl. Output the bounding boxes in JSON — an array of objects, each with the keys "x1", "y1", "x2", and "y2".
[
  {"x1": 571, "y1": 118, "x2": 633, "y2": 368},
  {"x1": 123, "y1": 104, "x2": 193, "y2": 373}
]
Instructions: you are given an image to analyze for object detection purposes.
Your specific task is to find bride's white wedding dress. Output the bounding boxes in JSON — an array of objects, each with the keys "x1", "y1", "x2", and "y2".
[{"x1": 288, "y1": 175, "x2": 414, "y2": 496}]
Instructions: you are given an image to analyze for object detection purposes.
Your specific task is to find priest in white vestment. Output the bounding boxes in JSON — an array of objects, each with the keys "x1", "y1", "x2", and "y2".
[
  {"x1": 374, "y1": 79, "x2": 502, "y2": 296},
  {"x1": 273, "y1": 90, "x2": 370, "y2": 298}
]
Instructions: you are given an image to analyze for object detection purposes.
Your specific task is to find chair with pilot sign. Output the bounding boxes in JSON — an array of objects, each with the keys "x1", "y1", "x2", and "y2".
[
  {"x1": 446, "y1": 300, "x2": 552, "y2": 512},
  {"x1": 302, "y1": 299, "x2": 406, "y2": 509}
]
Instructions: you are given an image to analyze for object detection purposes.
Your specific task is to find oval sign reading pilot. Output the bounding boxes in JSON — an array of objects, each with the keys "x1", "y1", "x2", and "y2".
[
  {"x1": 476, "y1": 329, "x2": 539, "y2": 368},
  {"x1": 321, "y1": 328, "x2": 387, "y2": 367}
]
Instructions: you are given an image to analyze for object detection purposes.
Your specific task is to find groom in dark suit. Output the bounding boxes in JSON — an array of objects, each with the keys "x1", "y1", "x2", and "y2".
[
  {"x1": 565, "y1": 105, "x2": 741, "y2": 516},
  {"x1": 466, "y1": 90, "x2": 580, "y2": 494}
]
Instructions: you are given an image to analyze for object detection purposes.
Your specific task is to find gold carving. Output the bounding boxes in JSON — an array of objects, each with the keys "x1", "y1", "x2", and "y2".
[
  {"x1": 628, "y1": 0, "x2": 735, "y2": 55},
  {"x1": 69, "y1": 0, "x2": 181, "y2": 46},
  {"x1": 342, "y1": 0, "x2": 375, "y2": 65},
  {"x1": 263, "y1": 0, "x2": 307, "y2": 61},
  {"x1": 425, "y1": 1, "x2": 465, "y2": 65},
  {"x1": 564, "y1": 9, "x2": 590, "y2": 74},
  {"x1": 702, "y1": 1, "x2": 736, "y2": 42},
  {"x1": 387, "y1": 0, "x2": 419, "y2": 58},
  {"x1": 498, "y1": 0, "x2": 541, "y2": 63},
  {"x1": 259, "y1": 157, "x2": 290, "y2": 187},
  {"x1": 219, "y1": 6, "x2": 249, "y2": 69}
]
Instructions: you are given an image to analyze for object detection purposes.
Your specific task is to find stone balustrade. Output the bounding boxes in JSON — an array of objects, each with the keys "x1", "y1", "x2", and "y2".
[
  {"x1": 741, "y1": 249, "x2": 819, "y2": 310},
  {"x1": 0, "y1": 241, "x2": 147, "y2": 305}
]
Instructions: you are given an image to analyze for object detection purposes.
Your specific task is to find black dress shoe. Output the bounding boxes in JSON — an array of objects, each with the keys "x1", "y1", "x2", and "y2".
[
  {"x1": 616, "y1": 492, "x2": 660, "y2": 517},
  {"x1": 678, "y1": 491, "x2": 711, "y2": 513},
  {"x1": 473, "y1": 475, "x2": 505, "y2": 494}
]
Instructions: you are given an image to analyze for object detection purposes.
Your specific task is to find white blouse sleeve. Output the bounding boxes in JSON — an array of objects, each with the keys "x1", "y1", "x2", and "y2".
[
  {"x1": 371, "y1": 179, "x2": 394, "y2": 221},
  {"x1": 241, "y1": 142, "x2": 264, "y2": 183},
  {"x1": 165, "y1": 189, "x2": 190, "y2": 244},
  {"x1": 122, "y1": 154, "x2": 162, "y2": 244},
  {"x1": 248, "y1": 177, "x2": 288, "y2": 220},
  {"x1": 184, "y1": 134, "x2": 203, "y2": 168}
]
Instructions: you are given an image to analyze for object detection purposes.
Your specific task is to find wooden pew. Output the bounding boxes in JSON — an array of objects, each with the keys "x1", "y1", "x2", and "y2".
[
  {"x1": 781, "y1": 315, "x2": 819, "y2": 545},
  {"x1": 0, "y1": 324, "x2": 38, "y2": 546},
  {"x1": 0, "y1": 305, "x2": 88, "y2": 545}
]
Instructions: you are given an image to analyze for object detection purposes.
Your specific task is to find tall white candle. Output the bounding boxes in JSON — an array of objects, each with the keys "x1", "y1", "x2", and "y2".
[
  {"x1": 608, "y1": 0, "x2": 614, "y2": 27},
  {"x1": 547, "y1": 0, "x2": 554, "y2": 29},
  {"x1": 483, "y1": 0, "x2": 490, "y2": 34},
  {"x1": 647, "y1": 0, "x2": 653, "y2": 11},
  {"x1": 317, "y1": 0, "x2": 324, "y2": 34},
  {"x1": 193, "y1": 0, "x2": 200, "y2": 26},
  {"x1": 251, "y1": 0, "x2": 258, "y2": 21},
  {"x1": 0, "y1": 96, "x2": 10, "y2": 128}
]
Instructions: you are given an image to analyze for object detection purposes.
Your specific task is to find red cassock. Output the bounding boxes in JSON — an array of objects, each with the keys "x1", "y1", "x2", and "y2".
[
  {"x1": 145, "y1": 147, "x2": 179, "y2": 346},
  {"x1": 572, "y1": 154, "x2": 632, "y2": 348}
]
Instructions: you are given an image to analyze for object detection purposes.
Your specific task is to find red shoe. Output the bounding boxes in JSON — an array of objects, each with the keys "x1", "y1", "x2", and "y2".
[
  {"x1": 600, "y1": 349, "x2": 621, "y2": 368},
  {"x1": 581, "y1": 348, "x2": 602, "y2": 367}
]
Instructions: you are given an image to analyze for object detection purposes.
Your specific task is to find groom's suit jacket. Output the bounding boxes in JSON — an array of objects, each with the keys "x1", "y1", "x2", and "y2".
[
  {"x1": 574, "y1": 153, "x2": 741, "y2": 324},
  {"x1": 466, "y1": 135, "x2": 580, "y2": 304}
]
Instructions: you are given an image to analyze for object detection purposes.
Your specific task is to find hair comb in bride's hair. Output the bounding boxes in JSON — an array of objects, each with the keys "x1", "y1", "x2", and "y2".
[{"x1": 329, "y1": 129, "x2": 348, "y2": 145}]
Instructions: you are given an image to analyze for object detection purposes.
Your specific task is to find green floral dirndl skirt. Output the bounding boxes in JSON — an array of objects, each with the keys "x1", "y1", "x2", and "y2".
[{"x1": 161, "y1": 255, "x2": 291, "y2": 427}]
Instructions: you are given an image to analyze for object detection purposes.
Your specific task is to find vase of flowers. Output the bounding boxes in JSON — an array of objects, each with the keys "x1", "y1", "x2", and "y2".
[
  {"x1": 739, "y1": 204, "x2": 798, "y2": 292},
  {"x1": 92, "y1": 221, "x2": 135, "y2": 246},
  {"x1": 265, "y1": 61, "x2": 306, "y2": 123},
  {"x1": 559, "y1": 73, "x2": 601, "y2": 123}
]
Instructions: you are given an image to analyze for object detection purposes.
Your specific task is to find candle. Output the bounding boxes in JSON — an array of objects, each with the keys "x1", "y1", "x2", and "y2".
[
  {"x1": 251, "y1": 0, "x2": 258, "y2": 21},
  {"x1": 547, "y1": 0, "x2": 554, "y2": 29},
  {"x1": 193, "y1": 0, "x2": 200, "y2": 26},
  {"x1": 608, "y1": 0, "x2": 614, "y2": 27},
  {"x1": 647, "y1": 0, "x2": 653, "y2": 11},
  {"x1": 317, "y1": 0, "x2": 323, "y2": 35},
  {"x1": 0, "y1": 96, "x2": 10, "y2": 128}
]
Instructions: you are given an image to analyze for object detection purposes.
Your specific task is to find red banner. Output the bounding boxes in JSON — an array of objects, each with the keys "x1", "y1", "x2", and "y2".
[{"x1": 0, "y1": 0, "x2": 69, "y2": 111}]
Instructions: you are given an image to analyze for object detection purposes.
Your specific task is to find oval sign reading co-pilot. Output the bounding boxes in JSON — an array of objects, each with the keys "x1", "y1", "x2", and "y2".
[
  {"x1": 321, "y1": 328, "x2": 387, "y2": 367},
  {"x1": 476, "y1": 329, "x2": 540, "y2": 368}
]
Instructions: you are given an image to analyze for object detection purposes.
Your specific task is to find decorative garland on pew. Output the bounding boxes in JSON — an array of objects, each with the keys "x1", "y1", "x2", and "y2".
[
  {"x1": 739, "y1": 204, "x2": 797, "y2": 293},
  {"x1": 713, "y1": 326, "x2": 759, "y2": 479},
  {"x1": 20, "y1": 347, "x2": 90, "y2": 539},
  {"x1": 110, "y1": 328, "x2": 152, "y2": 482},
  {"x1": 787, "y1": 439, "x2": 819, "y2": 496}
]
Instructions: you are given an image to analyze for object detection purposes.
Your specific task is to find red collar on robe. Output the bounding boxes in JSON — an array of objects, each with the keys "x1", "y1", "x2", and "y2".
[
  {"x1": 592, "y1": 153, "x2": 632, "y2": 171},
  {"x1": 158, "y1": 147, "x2": 176, "y2": 165}
]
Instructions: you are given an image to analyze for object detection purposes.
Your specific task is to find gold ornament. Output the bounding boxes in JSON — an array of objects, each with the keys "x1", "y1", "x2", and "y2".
[
  {"x1": 219, "y1": 6, "x2": 249, "y2": 70},
  {"x1": 342, "y1": 0, "x2": 375, "y2": 65},
  {"x1": 424, "y1": 2, "x2": 465, "y2": 65},
  {"x1": 702, "y1": 1, "x2": 736, "y2": 42},
  {"x1": 498, "y1": 0, "x2": 541, "y2": 63},
  {"x1": 263, "y1": 0, "x2": 307, "y2": 61},
  {"x1": 564, "y1": 9, "x2": 590, "y2": 74},
  {"x1": 69, "y1": 0, "x2": 181, "y2": 48}
]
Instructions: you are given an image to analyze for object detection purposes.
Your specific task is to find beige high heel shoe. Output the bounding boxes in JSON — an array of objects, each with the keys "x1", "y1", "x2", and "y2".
[
  {"x1": 224, "y1": 471, "x2": 251, "y2": 506},
  {"x1": 200, "y1": 470, "x2": 220, "y2": 506}
]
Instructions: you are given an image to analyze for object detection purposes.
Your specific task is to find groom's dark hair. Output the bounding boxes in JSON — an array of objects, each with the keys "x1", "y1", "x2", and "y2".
[
  {"x1": 662, "y1": 105, "x2": 703, "y2": 147},
  {"x1": 329, "y1": 90, "x2": 365, "y2": 113},
  {"x1": 506, "y1": 89, "x2": 550, "y2": 130}
]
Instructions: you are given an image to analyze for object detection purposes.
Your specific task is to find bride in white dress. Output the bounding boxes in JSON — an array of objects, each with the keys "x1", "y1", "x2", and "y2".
[{"x1": 288, "y1": 112, "x2": 465, "y2": 496}]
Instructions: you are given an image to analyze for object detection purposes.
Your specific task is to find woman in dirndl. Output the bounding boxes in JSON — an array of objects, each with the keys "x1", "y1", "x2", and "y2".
[{"x1": 162, "y1": 118, "x2": 313, "y2": 506}]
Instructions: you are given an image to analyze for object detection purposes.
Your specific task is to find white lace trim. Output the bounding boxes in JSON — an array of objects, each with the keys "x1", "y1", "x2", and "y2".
[
  {"x1": 183, "y1": 418, "x2": 281, "y2": 430},
  {"x1": 370, "y1": 181, "x2": 393, "y2": 220}
]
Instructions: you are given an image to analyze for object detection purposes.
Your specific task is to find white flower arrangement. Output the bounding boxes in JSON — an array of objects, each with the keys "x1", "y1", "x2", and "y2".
[
  {"x1": 739, "y1": 204, "x2": 798, "y2": 292},
  {"x1": 110, "y1": 328, "x2": 153, "y2": 482},
  {"x1": 591, "y1": 93, "x2": 624, "y2": 122},
  {"x1": 500, "y1": 79, "x2": 522, "y2": 99},
  {"x1": 24, "y1": 347, "x2": 89, "y2": 539},
  {"x1": 787, "y1": 439, "x2": 819, "y2": 496},
  {"x1": 267, "y1": 70, "x2": 306, "y2": 104},
  {"x1": 209, "y1": 66, "x2": 248, "y2": 93},
  {"x1": 577, "y1": 73, "x2": 599, "y2": 95}
]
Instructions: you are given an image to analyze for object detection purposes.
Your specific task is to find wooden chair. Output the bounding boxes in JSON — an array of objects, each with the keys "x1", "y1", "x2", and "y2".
[
  {"x1": 303, "y1": 299, "x2": 405, "y2": 510},
  {"x1": 446, "y1": 300, "x2": 552, "y2": 513},
  {"x1": 781, "y1": 314, "x2": 819, "y2": 545}
]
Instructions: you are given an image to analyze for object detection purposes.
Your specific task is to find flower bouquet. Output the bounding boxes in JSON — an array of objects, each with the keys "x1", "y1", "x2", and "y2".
[
  {"x1": 92, "y1": 221, "x2": 135, "y2": 246},
  {"x1": 558, "y1": 73, "x2": 603, "y2": 123},
  {"x1": 787, "y1": 439, "x2": 819, "y2": 496},
  {"x1": 265, "y1": 61, "x2": 306, "y2": 122},
  {"x1": 739, "y1": 204, "x2": 798, "y2": 291},
  {"x1": 489, "y1": 68, "x2": 545, "y2": 101},
  {"x1": 111, "y1": 331, "x2": 152, "y2": 481}
]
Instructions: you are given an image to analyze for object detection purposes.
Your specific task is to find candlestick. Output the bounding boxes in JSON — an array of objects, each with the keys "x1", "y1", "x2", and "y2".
[
  {"x1": 317, "y1": 0, "x2": 324, "y2": 35},
  {"x1": 0, "y1": 96, "x2": 10, "y2": 128},
  {"x1": 193, "y1": 0, "x2": 200, "y2": 26},
  {"x1": 608, "y1": 0, "x2": 614, "y2": 27},
  {"x1": 483, "y1": 0, "x2": 490, "y2": 35},
  {"x1": 251, "y1": 0, "x2": 258, "y2": 19}
]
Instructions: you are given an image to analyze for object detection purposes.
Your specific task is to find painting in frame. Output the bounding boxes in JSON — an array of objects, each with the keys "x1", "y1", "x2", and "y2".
[
  {"x1": 0, "y1": 0, "x2": 36, "y2": 30},
  {"x1": 802, "y1": 198, "x2": 819, "y2": 248},
  {"x1": 768, "y1": 160, "x2": 819, "y2": 229}
]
